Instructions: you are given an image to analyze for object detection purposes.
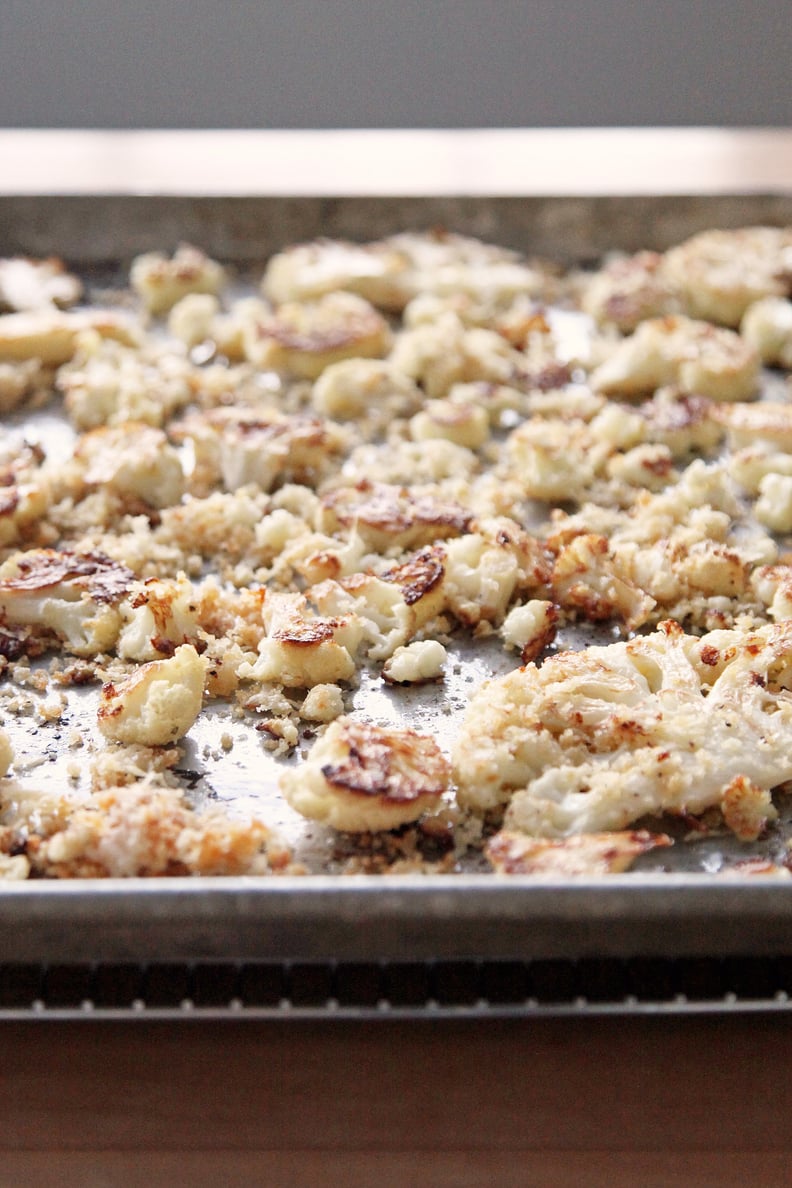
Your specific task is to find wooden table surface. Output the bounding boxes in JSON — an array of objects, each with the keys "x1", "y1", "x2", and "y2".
[
  {"x1": 1, "y1": 1012, "x2": 790, "y2": 1186},
  {"x1": 2, "y1": 128, "x2": 792, "y2": 1185}
]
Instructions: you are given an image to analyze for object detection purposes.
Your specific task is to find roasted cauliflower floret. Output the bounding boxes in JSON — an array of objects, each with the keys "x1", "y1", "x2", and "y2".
[
  {"x1": 117, "y1": 574, "x2": 203, "y2": 661},
  {"x1": 312, "y1": 357, "x2": 423, "y2": 425},
  {"x1": 409, "y1": 399, "x2": 489, "y2": 449},
  {"x1": 0, "y1": 433, "x2": 50, "y2": 548},
  {"x1": 713, "y1": 401, "x2": 792, "y2": 451},
  {"x1": 320, "y1": 481, "x2": 472, "y2": 552},
  {"x1": 443, "y1": 520, "x2": 548, "y2": 626},
  {"x1": 0, "y1": 549, "x2": 132, "y2": 655},
  {"x1": 311, "y1": 553, "x2": 444, "y2": 661},
  {"x1": 130, "y1": 243, "x2": 226, "y2": 315},
  {"x1": 487, "y1": 829, "x2": 670, "y2": 876},
  {"x1": 389, "y1": 312, "x2": 520, "y2": 399},
  {"x1": 239, "y1": 591, "x2": 363, "y2": 688},
  {"x1": 592, "y1": 315, "x2": 760, "y2": 402},
  {"x1": 73, "y1": 423, "x2": 185, "y2": 510},
  {"x1": 755, "y1": 474, "x2": 792, "y2": 534},
  {"x1": 300, "y1": 683, "x2": 346, "y2": 722},
  {"x1": 0, "y1": 256, "x2": 82, "y2": 312},
  {"x1": 280, "y1": 716, "x2": 449, "y2": 831},
  {"x1": 58, "y1": 334, "x2": 193, "y2": 429},
  {"x1": 244, "y1": 291, "x2": 391, "y2": 379},
  {"x1": 382, "y1": 639, "x2": 447, "y2": 684},
  {"x1": 98, "y1": 644, "x2": 206, "y2": 746},
  {"x1": 263, "y1": 237, "x2": 412, "y2": 310},
  {"x1": 662, "y1": 226, "x2": 792, "y2": 327},
  {"x1": 500, "y1": 599, "x2": 558, "y2": 663},
  {"x1": 580, "y1": 250, "x2": 678, "y2": 332},
  {"x1": 454, "y1": 620, "x2": 792, "y2": 839},
  {"x1": 0, "y1": 309, "x2": 139, "y2": 366},
  {"x1": 171, "y1": 406, "x2": 348, "y2": 494},
  {"x1": 741, "y1": 297, "x2": 792, "y2": 368},
  {"x1": 551, "y1": 533, "x2": 656, "y2": 631}
]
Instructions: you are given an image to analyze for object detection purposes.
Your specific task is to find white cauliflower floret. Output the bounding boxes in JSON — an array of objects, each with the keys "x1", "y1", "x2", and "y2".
[
  {"x1": 454, "y1": 620, "x2": 792, "y2": 839},
  {"x1": 311, "y1": 551, "x2": 445, "y2": 661},
  {"x1": 500, "y1": 599, "x2": 558, "y2": 663},
  {"x1": 263, "y1": 237, "x2": 413, "y2": 310},
  {"x1": 756, "y1": 473, "x2": 792, "y2": 534},
  {"x1": 729, "y1": 444, "x2": 792, "y2": 496},
  {"x1": 389, "y1": 230, "x2": 547, "y2": 306},
  {"x1": 312, "y1": 357, "x2": 423, "y2": 424},
  {"x1": 264, "y1": 231, "x2": 547, "y2": 315},
  {"x1": 741, "y1": 297, "x2": 792, "y2": 368},
  {"x1": 118, "y1": 574, "x2": 202, "y2": 661},
  {"x1": 580, "y1": 250, "x2": 678, "y2": 331},
  {"x1": 0, "y1": 433, "x2": 50, "y2": 547},
  {"x1": 300, "y1": 683, "x2": 345, "y2": 722},
  {"x1": 0, "y1": 549, "x2": 132, "y2": 655},
  {"x1": 551, "y1": 534, "x2": 657, "y2": 631},
  {"x1": 167, "y1": 293, "x2": 221, "y2": 348},
  {"x1": 158, "y1": 489, "x2": 270, "y2": 560},
  {"x1": 714, "y1": 401, "x2": 792, "y2": 451},
  {"x1": 171, "y1": 407, "x2": 348, "y2": 494},
  {"x1": 661, "y1": 226, "x2": 792, "y2": 327},
  {"x1": 239, "y1": 591, "x2": 363, "y2": 688},
  {"x1": 443, "y1": 520, "x2": 547, "y2": 626},
  {"x1": 73, "y1": 423, "x2": 185, "y2": 509},
  {"x1": 0, "y1": 308, "x2": 139, "y2": 366},
  {"x1": 605, "y1": 443, "x2": 675, "y2": 491},
  {"x1": 638, "y1": 389, "x2": 722, "y2": 458},
  {"x1": 0, "y1": 358, "x2": 52, "y2": 413},
  {"x1": 409, "y1": 399, "x2": 489, "y2": 449},
  {"x1": 591, "y1": 315, "x2": 759, "y2": 402},
  {"x1": 130, "y1": 244, "x2": 226, "y2": 315},
  {"x1": 320, "y1": 481, "x2": 472, "y2": 553},
  {"x1": 280, "y1": 716, "x2": 449, "y2": 832},
  {"x1": 389, "y1": 311, "x2": 519, "y2": 399},
  {"x1": 506, "y1": 417, "x2": 611, "y2": 501},
  {"x1": 0, "y1": 730, "x2": 13, "y2": 776},
  {"x1": 487, "y1": 829, "x2": 670, "y2": 876},
  {"x1": 58, "y1": 334, "x2": 193, "y2": 429},
  {"x1": 243, "y1": 292, "x2": 391, "y2": 379},
  {"x1": 382, "y1": 639, "x2": 447, "y2": 684},
  {"x1": 0, "y1": 256, "x2": 81, "y2": 312},
  {"x1": 97, "y1": 644, "x2": 207, "y2": 746}
]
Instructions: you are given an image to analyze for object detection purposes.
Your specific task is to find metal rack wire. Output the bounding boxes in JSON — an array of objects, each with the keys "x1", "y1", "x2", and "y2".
[{"x1": 2, "y1": 956, "x2": 791, "y2": 1019}]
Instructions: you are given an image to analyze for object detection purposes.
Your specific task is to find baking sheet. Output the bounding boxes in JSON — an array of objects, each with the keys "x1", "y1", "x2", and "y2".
[{"x1": 3, "y1": 191, "x2": 792, "y2": 964}]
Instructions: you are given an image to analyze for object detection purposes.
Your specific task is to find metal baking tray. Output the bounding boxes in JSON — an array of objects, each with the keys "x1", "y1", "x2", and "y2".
[{"x1": 3, "y1": 190, "x2": 792, "y2": 967}]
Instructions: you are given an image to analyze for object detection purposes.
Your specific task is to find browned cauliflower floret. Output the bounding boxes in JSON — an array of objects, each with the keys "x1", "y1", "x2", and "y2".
[
  {"x1": 97, "y1": 644, "x2": 206, "y2": 746},
  {"x1": 130, "y1": 243, "x2": 226, "y2": 315},
  {"x1": 454, "y1": 620, "x2": 792, "y2": 840},
  {"x1": 280, "y1": 716, "x2": 449, "y2": 831}
]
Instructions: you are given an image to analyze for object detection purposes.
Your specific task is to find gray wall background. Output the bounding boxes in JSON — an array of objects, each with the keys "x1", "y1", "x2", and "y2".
[{"x1": 0, "y1": 0, "x2": 790, "y2": 129}]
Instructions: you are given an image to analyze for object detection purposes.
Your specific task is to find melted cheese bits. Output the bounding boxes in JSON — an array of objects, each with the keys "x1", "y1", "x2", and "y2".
[
  {"x1": 281, "y1": 716, "x2": 450, "y2": 831},
  {"x1": 97, "y1": 643, "x2": 206, "y2": 746}
]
